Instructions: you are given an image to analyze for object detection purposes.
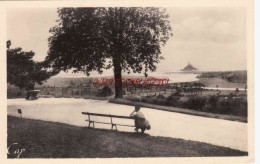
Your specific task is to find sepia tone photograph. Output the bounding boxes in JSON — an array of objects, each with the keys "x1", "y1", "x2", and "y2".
[{"x1": 4, "y1": 2, "x2": 253, "y2": 162}]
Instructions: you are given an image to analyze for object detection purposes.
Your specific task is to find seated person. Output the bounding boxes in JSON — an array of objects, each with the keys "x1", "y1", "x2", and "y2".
[{"x1": 130, "y1": 105, "x2": 151, "y2": 133}]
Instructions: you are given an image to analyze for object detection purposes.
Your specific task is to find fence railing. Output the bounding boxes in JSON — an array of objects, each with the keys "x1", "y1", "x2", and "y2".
[
  {"x1": 8, "y1": 82, "x2": 205, "y2": 98},
  {"x1": 37, "y1": 87, "x2": 102, "y2": 98}
]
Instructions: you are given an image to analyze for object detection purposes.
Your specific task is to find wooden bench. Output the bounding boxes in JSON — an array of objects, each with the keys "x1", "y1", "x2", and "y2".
[{"x1": 82, "y1": 112, "x2": 135, "y2": 130}]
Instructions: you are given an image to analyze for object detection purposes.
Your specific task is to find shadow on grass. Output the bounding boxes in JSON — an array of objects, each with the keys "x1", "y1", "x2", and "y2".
[{"x1": 83, "y1": 126, "x2": 150, "y2": 136}]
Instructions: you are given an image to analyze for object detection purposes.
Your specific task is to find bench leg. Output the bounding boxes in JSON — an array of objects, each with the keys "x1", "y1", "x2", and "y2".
[
  {"x1": 89, "y1": 121, "x2": 95, "y2": 128},
  {"x1": 111, "y1": 124, "x2": 117, "y2": 130}
]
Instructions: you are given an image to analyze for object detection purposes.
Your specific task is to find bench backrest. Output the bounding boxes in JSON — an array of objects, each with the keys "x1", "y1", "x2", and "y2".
[{"x1": 82, "y1": 112, "x2": 134, "y2": 119}]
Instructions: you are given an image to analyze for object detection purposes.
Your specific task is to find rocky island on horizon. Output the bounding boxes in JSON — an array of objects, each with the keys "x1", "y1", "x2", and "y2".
[{"x1": 181, "y1": 63, "x2": 198, "y2": 72}]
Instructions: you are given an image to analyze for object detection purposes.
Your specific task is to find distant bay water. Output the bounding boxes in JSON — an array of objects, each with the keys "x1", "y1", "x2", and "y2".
[
  {"x1": 148, "y1": 72, "x2": 199, "y2": 83},
  {"x1": 55, "y1": 71, "x2": 200, "y2": 83},
  {"x1": 46, "y1": 71, "x2": 245, "y2": 90}
]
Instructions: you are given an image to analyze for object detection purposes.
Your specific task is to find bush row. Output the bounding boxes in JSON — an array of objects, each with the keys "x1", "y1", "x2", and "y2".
[{"x1": 125, "y1": 93, "x2": 247, "y2": 117}]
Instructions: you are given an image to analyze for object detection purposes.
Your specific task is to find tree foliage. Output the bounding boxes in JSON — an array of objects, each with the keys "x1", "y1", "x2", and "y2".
[
  {"x1": 7, "y1": 41, "x2": 53, "y2": 90},
  {"x1": 45, "y1": 8, "x2": 172, "y2": 98}
]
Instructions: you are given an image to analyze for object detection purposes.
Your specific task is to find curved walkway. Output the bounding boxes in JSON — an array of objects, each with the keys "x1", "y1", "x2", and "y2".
[{"x1": 7, "y1": 98, "x2": 247, "y2": 152}]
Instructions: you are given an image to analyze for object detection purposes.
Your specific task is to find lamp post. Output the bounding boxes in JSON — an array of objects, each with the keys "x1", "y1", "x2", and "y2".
[{"x1": 17, "y1": 109, "x2": 22, "y2": 118}]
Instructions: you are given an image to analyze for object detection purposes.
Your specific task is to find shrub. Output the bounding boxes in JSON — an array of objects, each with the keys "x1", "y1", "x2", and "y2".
[
  {"x1": 228, "y1": 93, "x2": 235, "y2": 99},
  {"x1": 204, "y1": 97, "x2": 247, "y2": 116},
  {"x1": 130, "y1": 97, "x2": 140, "y2": 102},
  {"x1": 154, "y1": 98, "x2": 165, "y2": 105},
  {"x1": 165, "y1": 93, "x2": 181, "y2": 106},
  {"x1": 157, "y1": 94, "x2": 165, "y2": 99},
  {"x1": 229, "y1": 98, "x2": 247, "y2": 116},
  {"x1": 172, "y1": 91, "x2": 181, "y2": 96},
  {"x1": 176, "y1": 87, "x2": 182, "y2": 93},
  {"x1": 208, "y1": 95, "x2": 219, "y2": 106},
  {"x1": 185, "y1": 96, "x2": 206, "y2": 110},
  {"x1": 142, "y1": 97, "x2": 155, "y2": 104},
  {"x1": 96, "y1": 86, "x2": 114, "y2": 97},
  {"x1": 209, "y1": 99, "x2": 229, "y2": 114}
]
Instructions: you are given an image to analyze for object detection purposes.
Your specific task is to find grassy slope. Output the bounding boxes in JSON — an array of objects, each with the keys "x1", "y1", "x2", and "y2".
[{"x1": 8, "y1": 116, "x2": 247, "y2": 158}]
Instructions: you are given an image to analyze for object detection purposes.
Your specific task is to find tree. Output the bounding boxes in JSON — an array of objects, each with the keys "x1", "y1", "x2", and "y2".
[
  {"x1": 7, "y1": 41, "x2": 53, "y2": 90},
  {"x1": 45, "y1": 8, "x2": 172, "y2": 98}
]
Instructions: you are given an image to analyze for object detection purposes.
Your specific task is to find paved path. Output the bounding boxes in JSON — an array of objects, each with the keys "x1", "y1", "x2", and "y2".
[{"x1": 7, "y1": 98, "x2": 247, "y2": 152}]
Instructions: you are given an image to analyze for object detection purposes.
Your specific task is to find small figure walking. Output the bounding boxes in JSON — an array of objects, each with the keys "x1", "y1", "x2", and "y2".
[{"x1": 130, "y1": 105, "x2": 151, "y2": 134}]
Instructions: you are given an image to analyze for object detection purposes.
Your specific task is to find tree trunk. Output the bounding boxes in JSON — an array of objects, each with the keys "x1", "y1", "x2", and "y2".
[{"x1": 113, "y1": 60, "x2": 123, "y2": 98}]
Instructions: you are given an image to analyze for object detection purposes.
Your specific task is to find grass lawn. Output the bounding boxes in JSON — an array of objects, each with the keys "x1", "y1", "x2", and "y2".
[{"x1": 8, "y1": 116, "x2": 247, "y2": 158}]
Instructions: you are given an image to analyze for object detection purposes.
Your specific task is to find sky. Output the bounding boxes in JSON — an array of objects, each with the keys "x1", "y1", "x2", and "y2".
[{"x1": 7, "y1": 7, "x2": 247, "y2": 77}]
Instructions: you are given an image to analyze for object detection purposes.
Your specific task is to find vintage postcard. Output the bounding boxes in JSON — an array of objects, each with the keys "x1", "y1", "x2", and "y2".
[{"x1": 0, "y1": 0, "x2": 255, "y2": 163}]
